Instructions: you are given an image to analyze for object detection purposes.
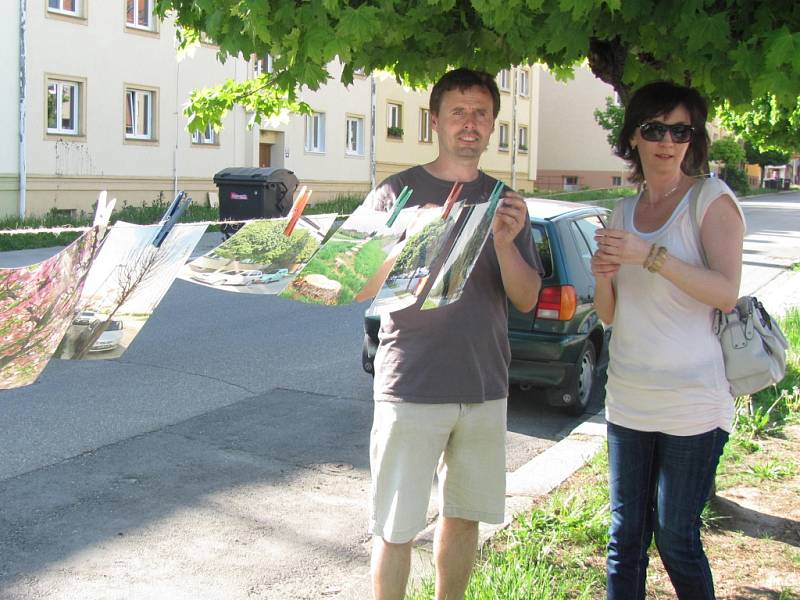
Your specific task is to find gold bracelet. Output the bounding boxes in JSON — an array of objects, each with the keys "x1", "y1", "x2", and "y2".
[
  {"x1": 642, "y1": 243, "x2": 658, "y2": 269},
  {"x1": 647, "y1": 246, "x2": 668, "y2": 273}
]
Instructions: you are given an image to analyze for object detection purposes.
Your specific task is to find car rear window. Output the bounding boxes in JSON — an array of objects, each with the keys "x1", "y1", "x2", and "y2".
[{"x1": 531, "y1": 224, "x2": 553, "y2": 278}]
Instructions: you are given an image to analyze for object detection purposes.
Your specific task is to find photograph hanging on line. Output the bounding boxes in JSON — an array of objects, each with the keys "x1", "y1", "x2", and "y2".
[
  {"x1": 362, "y1": 202, "x2": 464, "y2": 315},
  {"x1": 179, "y1": 214, "x2": 338, "y2": 295},
  {"x1": 0, "y1": 229, "x2": 99, "y2": 389},
  {"x1": 279, "y1": 203, "x2": 418, "y2": 306},
  {"x1": 421, "y1": 198, "x2": 501, "y2": 310},
  {"x1": 55, "y1": 222, "x2": 206, "y2": 361}
]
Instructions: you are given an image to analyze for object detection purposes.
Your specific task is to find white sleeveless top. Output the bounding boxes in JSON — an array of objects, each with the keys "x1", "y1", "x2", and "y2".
[{"x1": 605, "y1": 178, "x2": 745, "y2": 435}]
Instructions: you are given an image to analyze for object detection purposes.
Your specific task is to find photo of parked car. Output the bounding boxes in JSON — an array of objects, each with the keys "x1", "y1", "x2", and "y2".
[
  {"x1": 362, "y1": 198, "x2": 610, "y2": 415},
  {"x1": 87, "y1": 318, "x2": 124, "y2": 352},
  {"x1": 259, "y1": 268, "x2": 290, "y2": 284},
  {"x1": 192, "y1": 269, "x2": 263, "y2": 286}
]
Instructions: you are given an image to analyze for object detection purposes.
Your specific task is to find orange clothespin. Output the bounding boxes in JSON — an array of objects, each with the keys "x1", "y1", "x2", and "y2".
[
  {"x1": 442, "y1": 181, "x2": 462, "y2": 220},
  {"x1": 283, "y1": 186, "x2": 312, "y2": 236}
]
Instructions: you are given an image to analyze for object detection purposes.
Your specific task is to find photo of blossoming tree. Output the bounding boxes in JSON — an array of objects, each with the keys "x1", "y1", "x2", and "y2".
[{"x1": 0, "y1": 229, "x2": 98, "y2": 389}]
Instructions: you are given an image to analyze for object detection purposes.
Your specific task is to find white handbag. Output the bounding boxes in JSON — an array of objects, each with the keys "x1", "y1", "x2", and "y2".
[{"x1": 688, "y1": 180, "x2": 789, "y2": 396}]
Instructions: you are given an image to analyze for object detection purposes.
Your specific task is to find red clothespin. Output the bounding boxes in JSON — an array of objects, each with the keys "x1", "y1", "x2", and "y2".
[
  {"x1": 442, "y1": 181, "x2": 462, "y2": 220},
  {"x1": 283, "y1": 186, "x2": 312, "y2": 236}
]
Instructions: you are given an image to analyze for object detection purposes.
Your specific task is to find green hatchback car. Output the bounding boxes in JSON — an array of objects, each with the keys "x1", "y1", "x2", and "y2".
[{"x1": 362, "y1": 198, "x2": 611, "y2": 415}]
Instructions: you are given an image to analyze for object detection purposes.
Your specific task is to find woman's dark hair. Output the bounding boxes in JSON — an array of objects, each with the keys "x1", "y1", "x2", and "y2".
[
  {"x1": 616, "y1": 81, "x2": 709, "y2": 183},
  {"x1": 429, "y1": 68, "x2": 501, "y2": 119}
]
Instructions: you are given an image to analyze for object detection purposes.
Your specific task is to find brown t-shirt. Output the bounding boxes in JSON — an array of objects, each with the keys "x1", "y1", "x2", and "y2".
[{"x1": 368, "y1": 166, "x2": 542, "y2": 403}]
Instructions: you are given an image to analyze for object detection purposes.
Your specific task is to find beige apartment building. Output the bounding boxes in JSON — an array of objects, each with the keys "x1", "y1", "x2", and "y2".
[
  {"x1": 534, "y1": 65, "x2": 628, "y2": 191},
  {"x1": 1, "y1": 6, "x2": 20, "y2": 216},
  {"x1": 4, "y1": 2, "x2": 629, "y2": 219}
]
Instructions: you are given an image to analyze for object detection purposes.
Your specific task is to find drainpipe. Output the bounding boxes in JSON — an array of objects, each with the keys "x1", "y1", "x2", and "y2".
[
  {"x1": 172, "y1": 33, "x2": 180, "y2": 198},
  {"x1": 18, "y1": 0, "x2": 27, "y2": 219},
  {"x1": 510, "y1": 67, "x2": 518, "y2": 190},
  {"x1": 369, "y1": 74, "x2": 376, "y2": 190}
]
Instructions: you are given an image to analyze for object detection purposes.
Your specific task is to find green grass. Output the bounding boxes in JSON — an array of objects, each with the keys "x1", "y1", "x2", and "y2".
[
  {"x1": 526, "y1": 187, "x2": 638, "y2": 203},
  {"x1": 0, "y1": 194, "x2": 363, "y2": 252},
  {"x1": 305, "y1": 194, "x2": 364, "y2": 216},
  {"x1": 791, "y1": 263, "x2": 800, "y2": 272},
  {"x1": 407, "y1": 452, "x2": 610, "y2": 600}
]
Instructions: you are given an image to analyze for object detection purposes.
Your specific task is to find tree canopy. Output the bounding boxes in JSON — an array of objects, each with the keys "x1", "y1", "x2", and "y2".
[{"x1": 155, "y1": 0, "x2": 800, "y2": 135}]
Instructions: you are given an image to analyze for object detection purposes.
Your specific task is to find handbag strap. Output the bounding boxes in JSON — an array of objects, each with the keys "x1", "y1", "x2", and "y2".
[{"x1": 687, "y1": 177, "x2": 710, "y2": 269}]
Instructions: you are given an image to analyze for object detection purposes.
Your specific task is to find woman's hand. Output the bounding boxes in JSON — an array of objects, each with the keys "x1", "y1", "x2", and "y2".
[
  {"x1": 591, "y1": 254, "x2": 620, "y2": 280},
  {"x1": 594, "y1": 228, "x2": 651, "y2": 266}
]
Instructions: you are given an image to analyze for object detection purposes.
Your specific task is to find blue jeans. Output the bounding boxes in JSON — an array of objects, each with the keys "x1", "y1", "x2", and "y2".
[{"x1": 606, "y1": 422, "x2": 728, "y2": 600}]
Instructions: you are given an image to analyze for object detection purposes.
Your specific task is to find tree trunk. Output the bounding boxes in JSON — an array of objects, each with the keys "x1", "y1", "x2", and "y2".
[{"x1": 588, "y1": 36, "x2": 631, "y2": 105}]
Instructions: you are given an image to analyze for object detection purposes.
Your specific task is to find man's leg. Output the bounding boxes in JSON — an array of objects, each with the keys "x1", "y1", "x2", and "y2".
[
  {"x1": 433, "y1": 516, "x2": 479, "y2": 600},
  {"x1": 372, "y1": 537, "x2": 413, "y2": 600},
  {"x1": 369, "y1": 401, "x2": 457, "y2": 599},
  {"x1": 435, "y1": 398, "x2": 507, "y2": 600}
]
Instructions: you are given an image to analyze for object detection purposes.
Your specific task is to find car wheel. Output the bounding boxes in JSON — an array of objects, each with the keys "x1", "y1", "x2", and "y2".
[
  {"x1": 564, "y1": 340, "x2": 596, "y2": 416},
  {"x1": 362, "y1": 335, "x2": 375, "y2": 377}
]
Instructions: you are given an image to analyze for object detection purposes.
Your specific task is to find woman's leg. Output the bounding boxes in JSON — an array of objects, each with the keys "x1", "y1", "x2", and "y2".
[
  {"x1": 606, "y1": 422, "x2": 659, "y2": 600},
  {"x1": 653, "y1": 428, "x2": 728, "y2": 600}
]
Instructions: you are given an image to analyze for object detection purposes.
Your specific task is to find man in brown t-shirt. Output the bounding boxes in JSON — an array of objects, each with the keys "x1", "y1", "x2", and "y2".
[{"x1": 367, "y1": 68, "x2": 543, "y2": 600}]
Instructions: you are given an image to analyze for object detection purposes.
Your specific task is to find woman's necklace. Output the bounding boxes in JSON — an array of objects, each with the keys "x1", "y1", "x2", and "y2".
[{"x1": 642, "y1": 180, "x2": 681, "y2": 207}]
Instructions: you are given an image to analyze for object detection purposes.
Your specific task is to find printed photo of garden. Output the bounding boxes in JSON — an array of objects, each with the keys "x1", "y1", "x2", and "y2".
[
  {"x1": 280, "y1": 206, "x2": 416, "y2": 306},
  {"x1": 366, "y1": 203, "x2": 464, "y2": 315},
  {"x1": 423, "y1": 200, "x2": 499, "y2": 310},
  {"x1": 180, "y1": 215, "x2": 337, "y2": 295}
]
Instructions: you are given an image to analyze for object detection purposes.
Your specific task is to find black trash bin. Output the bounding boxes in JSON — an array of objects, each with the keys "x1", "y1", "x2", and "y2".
[{"x1": 213, "y1": 167, "x2": 299, "y2": 237}]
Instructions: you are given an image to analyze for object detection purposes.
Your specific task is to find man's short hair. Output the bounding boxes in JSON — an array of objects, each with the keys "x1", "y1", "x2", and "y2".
[{"x1": 429, "y1": 68, "x2": 501, "y2": 119}]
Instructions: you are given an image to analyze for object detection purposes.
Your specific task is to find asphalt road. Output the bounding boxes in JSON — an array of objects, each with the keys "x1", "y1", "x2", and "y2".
[
  {"x1": 0, "y1": 227, "x2": 577, "y2": 600},
  {"x1": 0, "y1": 190, "x2": 797, "y2": 599}
]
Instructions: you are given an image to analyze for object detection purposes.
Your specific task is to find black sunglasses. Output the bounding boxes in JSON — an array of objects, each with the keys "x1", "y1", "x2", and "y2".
[{"x1": 639, "y1": 121, "x2": 694, "y2": 143}]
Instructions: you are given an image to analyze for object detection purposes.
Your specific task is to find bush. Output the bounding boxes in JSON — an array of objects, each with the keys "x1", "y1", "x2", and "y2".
[{"x1": 720, "y1": 168, "x2": 749, "y2": 196}]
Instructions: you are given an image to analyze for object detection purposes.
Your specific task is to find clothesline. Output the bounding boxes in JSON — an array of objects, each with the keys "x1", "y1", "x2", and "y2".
[{"x1": 0, "y1": 216, "x2": 343, "y2": 236}]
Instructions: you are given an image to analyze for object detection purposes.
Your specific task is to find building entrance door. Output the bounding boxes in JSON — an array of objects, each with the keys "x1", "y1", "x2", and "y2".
[{"x1": 259, "y1": 143, "x2": 272, "y2": 168}]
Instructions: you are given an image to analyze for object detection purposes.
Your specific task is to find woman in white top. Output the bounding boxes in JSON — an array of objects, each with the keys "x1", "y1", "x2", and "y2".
[{"x1": 592, "y1": 81, "x2": 744, "y2": 600}]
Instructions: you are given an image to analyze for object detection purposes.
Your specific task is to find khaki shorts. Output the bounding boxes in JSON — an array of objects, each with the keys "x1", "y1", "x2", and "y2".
[{"x1": 369, "y1": 398, "x2": 507, "y2": 544}]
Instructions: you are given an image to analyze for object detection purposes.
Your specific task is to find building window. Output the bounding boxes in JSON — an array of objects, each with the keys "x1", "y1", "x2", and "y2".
[
  {"x1": 48, "y1": 0, "x2": 80, "y2": 16},
  {"x1": 498, "y1": 123, "x2": 509, "y2": 150},
  {"x1": 612, "y1": 176, "x2": 622, "y2": 186},
  {"x1": 387, "y1": 102, "x2": 403, "y2": 137},
  {"x1": 254, "y1": 54, "x2": 273, "y2": 77},
  {"x1": 191, "y1": 124, "x2": 217, "y2": 145},
  {"x1": 518, "y1": 126, "x2": 528, "y2": 152},
  {"x1": 47, "y1": 79, "x2": 81, "y2": 135},
  {"x1": 305, "y1": 112, "x2": 326, "y2": 153},
  {"x1": 419, "y1": 108, "x2": 432, "y2": 143},
  {"x1": 345, "y1": 116, "x2": 364, "y2": 155},
  {"x1": 127, "y1": 0, "x2": 154, "y2": 31},
  {"x1": 517, "y1": 69, "x2": 529, "y2": 97},
  {"x1": 498, "y1": 69, "x2": 511, "y2": 92},
  {"x1": 125, "y1": 88, "x2": 155, "y2": 140},
  {"x1": 563, "y1": 176, "x2": 579, "y2": 191}
]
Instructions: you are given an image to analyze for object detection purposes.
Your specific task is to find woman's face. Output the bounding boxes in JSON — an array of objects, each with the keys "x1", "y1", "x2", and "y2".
[{"x1": 630, "y1": 104, "x2": 692, "y2": 178}]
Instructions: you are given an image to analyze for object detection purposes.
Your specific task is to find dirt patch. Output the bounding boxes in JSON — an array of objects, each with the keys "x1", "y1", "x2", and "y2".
[{"x1": 647, "y1": 424, "x2": 800, "y2": 599}]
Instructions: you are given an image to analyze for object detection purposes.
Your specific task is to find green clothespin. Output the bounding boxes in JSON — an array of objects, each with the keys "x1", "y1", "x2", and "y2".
[
  {"x1": 386, "y1": 186, "x2": 413, "y2": 227},
  {"x1": 486, "y1": 180, "x2": 505, "y2": 214}
]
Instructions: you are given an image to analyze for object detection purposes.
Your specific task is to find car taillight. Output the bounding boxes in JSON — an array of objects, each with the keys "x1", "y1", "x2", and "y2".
[{"x1": 536, "y1": 285, "x2": 577, "y2": 320}]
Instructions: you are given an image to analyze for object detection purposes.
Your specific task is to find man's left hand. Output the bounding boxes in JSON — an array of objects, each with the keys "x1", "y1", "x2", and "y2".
[{"x1": 492, "y1": 191, "x2": 527, "y2": 248}]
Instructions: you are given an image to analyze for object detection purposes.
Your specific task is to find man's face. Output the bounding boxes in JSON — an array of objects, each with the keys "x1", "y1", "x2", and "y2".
[{"x1": 431, "y1": 86, "x2": 496, "y2": 160}]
